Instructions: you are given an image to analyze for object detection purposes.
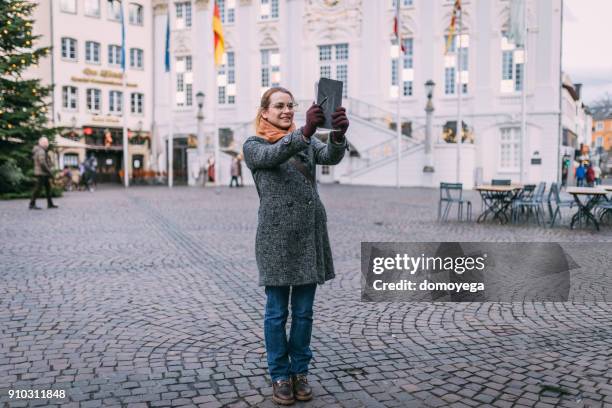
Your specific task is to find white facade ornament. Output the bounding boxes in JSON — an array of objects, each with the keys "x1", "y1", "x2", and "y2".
[
  {"x1": 303, "y1": 0, "x2": 362, "y2": 41},
  {"x1": 173, "y1": 30, "x2": 192, "y2": 55}
]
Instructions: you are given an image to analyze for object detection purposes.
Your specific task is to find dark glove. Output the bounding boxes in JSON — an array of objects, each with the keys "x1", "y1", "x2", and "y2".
[
  {"x1": 331, "y1": 106, "x2": 349, "y2": 143},
  {"x1": 302, "y1": 103, "x2": 325, "y2": 139}
]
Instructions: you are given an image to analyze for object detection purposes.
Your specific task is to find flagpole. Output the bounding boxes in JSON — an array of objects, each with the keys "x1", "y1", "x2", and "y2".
[
  {"x1": 520, "y1": 0, "x2": 527, "y2": 184},
  {"x1": 214, "y1": 65, "x2": 220, "y2": 192},
  {"x1": 166, "y1": 12, "x2": 173, "y2": 188},
  {"x1": 168, "y1": 70, "x2": 173, "y2": 188},
  {"x1": 455, "y1": 5, "x2": 463, "y2": 184},
  {"x1": 120, "y1": 0, "x2": 129, "y2": 188},
  {"x1": 395, "y1": 0, "x2": 402, "y2": 188},
  {"x1": 122, "y1": 73, "x2": 129, "y2": 187}
]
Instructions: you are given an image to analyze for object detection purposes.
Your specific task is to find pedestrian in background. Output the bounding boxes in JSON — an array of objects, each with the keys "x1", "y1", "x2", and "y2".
[
  {"x1": 243, "y1": 86, "x2": 349, "y2": 406},
  {"x1": 575, "y1": 162, "x2": 586, "y2": 187},
  {"x1": 586, "y1": 163, "x2": 595, "y2": 187},
  {"x1": 29, "y1": 137, "x2": 58, "y2": 210},
  {"x1": 229, "y1": 156, "x2": 240, "y2": 187},
  {"x1": 237, "y1": 154, "x2": 244, "y2": 187},
  {"x1": 86, "y1": 155, "x2": 98, "y2": 191},
  {"x1": 207, "y1": 157, "x2": 215, "y2": 183},
  {"x1": 593, "y1": 164, "x2": 602, "y2": 185}
]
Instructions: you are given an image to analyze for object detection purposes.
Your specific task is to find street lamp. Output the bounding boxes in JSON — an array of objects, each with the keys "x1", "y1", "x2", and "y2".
[
  {"x1": 196, "y1": 91, "x2": 205, "y2": 184},
  {"x1": 425, "y1": 80, "x2": 435, "y2": 100},
  {"x1": 423, "y1": 80, "x2": 435, "y2": 173},
  {"x1": 196, "y1": 91, "x2": 205, "y2": 109}
]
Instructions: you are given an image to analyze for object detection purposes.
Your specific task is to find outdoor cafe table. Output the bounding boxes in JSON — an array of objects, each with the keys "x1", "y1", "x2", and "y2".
[
  {"x1": 566, "y1": 187, "x2": 609, "y2": 231},
  {"x1": 475, "y1": 184, "x2": 523, "y2": 224}
]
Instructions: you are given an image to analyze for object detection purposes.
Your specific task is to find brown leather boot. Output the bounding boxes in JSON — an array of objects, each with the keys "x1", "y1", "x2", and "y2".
[
  {"x1": 291, "y1": 374, "x2": 313, "y2": 401},
  {"x1": 272, "y1": 379, "x2": 295, "y2": 405}
]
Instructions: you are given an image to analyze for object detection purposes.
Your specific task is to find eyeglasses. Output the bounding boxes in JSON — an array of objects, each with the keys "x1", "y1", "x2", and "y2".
[{"x1": 270, "y1": 103, "x2": 299, "y2": 111}]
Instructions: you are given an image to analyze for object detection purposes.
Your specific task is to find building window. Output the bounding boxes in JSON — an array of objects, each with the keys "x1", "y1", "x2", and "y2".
[
  {"x1": 175, "y1": 2, "x2": 192, "y2": 29},
  {"x1": 500, "y1": 32, "x2": 524, "y2": 93},
  {"x1": 60, "y1": 0, "x2": 77, "y2": 13},
  {"x1": 129, "y1": 3, "x2": 144, "y2": 25},
  {"x1": 392, "y1": 0, "x2": 413, "y2": 7},
  {"x1": 176, "y1": 55, "x2": 193, "y2": 107},
  {"x1": 109, "y1": 90, "x2": 123, "y2": 114},
  {"x1": 217, "y1": 0, "x2": 235, "y2": 24},
  {"x1": 319, "y1": 44, "x2": 349, "y2": 98},
  {"x1": 62, "y1": 86, "x2": 78, "y2": 111},
  {"x1": 595, "y1": 122, "x2": 604, "y2": 131},
  {"x1": 85, "y1": 41, "x2": 100, "y2": 64},
  {"x1": 84, "y1": 0, "x2": 100, "y2": 17},
  {"x1": 260, "y1": 0, "x2": 279, "y2": 20},
  {"x1": 131, "y1": 93, "x2": 144, "y2": 114},
  {"x1": 108, "y1": 45, "x2": 122, "y2": 66},
  {"x1": 86, "y1": 88, "x2": 101, "y2": 112},
  {"x1": 61, "y1": 37, "x2": 77, "y2": 61},
  {"x1": 107, "y1": 0, "x2": 122, "y2": 21},
  {"x1": 390, "y1": 38, "x2": 414, "y2": 97},
  {"x1": 260, "y1": 49, "x2": 280, "y2": 92},
  {"x1": 444, "y1": 34, "x2": 469, "y2": 95},
  {"x1": 321, "y1": 165, "x2": 330, "y2": 175},
  {"x1": 130, "y1": 48, "x2": 143, "y2": 69},
  {"x1": 218, "y1": 51, "x2": 236, "y2": 105},
  {"x1": 500, "y1": 128, "x2": 520, "y2": 170}
]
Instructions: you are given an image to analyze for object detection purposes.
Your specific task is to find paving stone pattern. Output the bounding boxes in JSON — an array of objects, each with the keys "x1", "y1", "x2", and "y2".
[{"x1": 1, "y1": 185, "x2": 611, "y2": 408}]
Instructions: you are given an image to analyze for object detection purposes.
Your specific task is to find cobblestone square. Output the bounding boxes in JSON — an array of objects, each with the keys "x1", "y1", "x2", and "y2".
[{"x1": 1, "y1": 185, "x2": 611, "y2": 407}]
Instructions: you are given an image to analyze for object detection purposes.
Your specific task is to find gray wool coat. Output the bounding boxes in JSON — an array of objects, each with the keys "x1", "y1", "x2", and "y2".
[{"x1": 243, "y1": 128, "x2": 348, "y2": 287}]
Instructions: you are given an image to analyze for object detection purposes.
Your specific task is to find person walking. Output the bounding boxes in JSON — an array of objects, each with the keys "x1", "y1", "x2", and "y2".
[
  {"x1": 207, "y1": 157, "x2": 215, "y2": 183},
  {"x1": 586, "y1": 163, "x2": 595, "y2": 187},
  {"x1": 237, "y1": 154, "x2": 244, "y2": 187},
  {"x1": 86, "y1": 155, "x2": 98, "y2": 190},
  {"x1": 593, "y1": 164, "x2": 602, "y2": 185},
  {"x1": 229, "y1": 157, "x2": 240, "y2": 187},
  {"x1": 243, "y1": 87, "x2": 349, "y2": 406},
  {"x1": 575, "y1": 162, "x2": 586, "y2": 187},
  {"x1": 29, "y1": 137, "x2": 58, "y2": 210}
]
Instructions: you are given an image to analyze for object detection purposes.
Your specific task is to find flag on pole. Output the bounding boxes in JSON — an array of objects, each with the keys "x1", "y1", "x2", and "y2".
[
  {"x1": 213, "y1": 1, "x2": 225, "y2": 66},
  {"x1": 445, "y1": 0, "x2": 461, "y2": 54},
  {"x1": 393, "y1": 0, "x2": 406, "y2": 53},
  {"x1": 164, "y1": 12, "x2": 171, "y2": 72},
  {"x1": 508, "y1": 0, "x2": 526, "y2": 47}
]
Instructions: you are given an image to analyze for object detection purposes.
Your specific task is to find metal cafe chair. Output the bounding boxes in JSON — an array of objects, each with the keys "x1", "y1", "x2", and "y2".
[
  {"x1": 511, "y1": 184, "x2": 535, "y2": 221},
  {"x1": 438, "y1": 182, "x2": 472, "y2": 222},
  {"x1": 513, "y1": 182, "x2": 547, "y2": 225},
  {"x1": 484, "y1": 179, "x2": 513, "y2": 213},
  {"x1": 596, "y1": 195, "x2": 612, "y2": 225},
  {"x1": 548, "y1": 182, "x2": 575, "y2": 227}
]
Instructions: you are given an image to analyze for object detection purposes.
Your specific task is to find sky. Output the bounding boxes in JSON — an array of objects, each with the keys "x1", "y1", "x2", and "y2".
[{"x1": 563, "y1": 0, "x2": 612, "y2": 105}]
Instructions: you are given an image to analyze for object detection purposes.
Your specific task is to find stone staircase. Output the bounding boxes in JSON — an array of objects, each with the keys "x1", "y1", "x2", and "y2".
[{"x1": 226, "y1": 96, "x2": 426, "y2": 185}]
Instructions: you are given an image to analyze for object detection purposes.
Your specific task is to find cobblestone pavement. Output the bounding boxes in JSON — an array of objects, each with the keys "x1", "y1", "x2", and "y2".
[{"x1": 1, "y1": 185, "x2": 611, "y2": 408}]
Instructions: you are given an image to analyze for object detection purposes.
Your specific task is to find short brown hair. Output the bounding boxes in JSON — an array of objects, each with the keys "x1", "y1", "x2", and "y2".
[{"x1": 254, "y1": 87, "x2": 295, "y2": 128}]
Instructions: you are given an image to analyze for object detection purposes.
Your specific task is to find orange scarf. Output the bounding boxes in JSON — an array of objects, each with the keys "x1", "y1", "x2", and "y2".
[{"x1": 256, "y1": 118, "x2": 296, "y2": 143}]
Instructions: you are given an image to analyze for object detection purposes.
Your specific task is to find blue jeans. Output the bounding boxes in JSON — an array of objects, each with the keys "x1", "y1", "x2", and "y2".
[{"x1": 264, "y1": 284, "x2": 317, "y2": 382}]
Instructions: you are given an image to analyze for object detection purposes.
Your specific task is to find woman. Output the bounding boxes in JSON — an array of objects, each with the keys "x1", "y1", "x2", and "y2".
[{"x1": 243, "y1": 87, "x2": 349, "y2": 405}]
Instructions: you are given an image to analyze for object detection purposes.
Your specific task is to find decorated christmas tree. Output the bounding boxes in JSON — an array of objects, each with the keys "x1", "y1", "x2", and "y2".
[{"x1": 0, "y1": 0, "x2": 56, "y2": 195}]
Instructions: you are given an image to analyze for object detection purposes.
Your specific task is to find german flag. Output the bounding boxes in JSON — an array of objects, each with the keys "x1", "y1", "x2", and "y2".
[
  {"x1": 445, "y1": 0, "x2": 461, "y2": 54},
  {"x1": 213, "y1": 1, "x2": 225, "y2": 66},
  {"x1": 394, "y1": 0, "x2": 405, "y2": 54}
]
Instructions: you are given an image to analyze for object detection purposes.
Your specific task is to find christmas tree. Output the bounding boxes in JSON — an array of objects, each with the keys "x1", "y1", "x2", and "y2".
[{"x1": 0, "y1": 0, "x2": 56, "y2": 195}]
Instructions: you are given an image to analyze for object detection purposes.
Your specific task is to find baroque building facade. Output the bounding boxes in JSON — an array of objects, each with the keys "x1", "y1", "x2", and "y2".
[
  {"x1": 153, "y1": 0, "x2": 589, "y2": 187},
  {"x1": 28, "y1": 0, "x2": 154, "y2": 183}
]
